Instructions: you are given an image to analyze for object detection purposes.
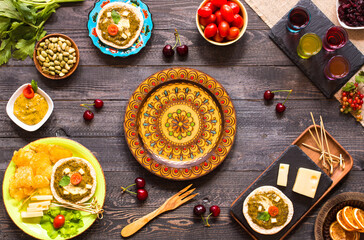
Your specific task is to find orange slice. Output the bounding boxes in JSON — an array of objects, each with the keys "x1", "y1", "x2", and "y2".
[
  {"x1": 337, "y1": 209, "x2": 356, "y2": 231},
  {"x1": 330, "y1": 221, "x2": 360, "y2": 240},
  {"x1": 353, "y1": 208, "x2": 364, "y2": 230},
  {"x1": 343, "y1": 206, "x2": 361, "y2": 230}
]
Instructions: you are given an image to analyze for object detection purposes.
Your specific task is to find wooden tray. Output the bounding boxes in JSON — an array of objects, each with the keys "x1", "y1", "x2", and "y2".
[{"x1": 230, "y1": 125, "x2": 353, "y2": 240}]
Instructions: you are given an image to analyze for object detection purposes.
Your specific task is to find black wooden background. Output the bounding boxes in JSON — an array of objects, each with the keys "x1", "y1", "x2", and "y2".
[{"x1": 0, "y1": 0, "x2": 363, "y2": 239}]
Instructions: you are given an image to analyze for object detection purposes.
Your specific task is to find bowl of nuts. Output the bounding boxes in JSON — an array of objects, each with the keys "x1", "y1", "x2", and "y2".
[{"x1": 33, "y1": 33, "x2": 79, "y2": 80}]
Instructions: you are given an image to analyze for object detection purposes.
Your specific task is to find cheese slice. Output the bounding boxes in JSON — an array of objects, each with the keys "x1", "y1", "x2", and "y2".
[
  {"x1": 31, "y1": 195, "x2": 53, "y2": 201},
  {"x1": 292, "y1": 167, "x2": 321, "y2": 198},
  {"x1": 277, "y1": 163, "x2": 289, "y2": 187},
  {"x1": 27, "y1": 205, "x2": 49, "y2": 212},
  {"x1": 28, "y1": 200, "x2": 51, "y2": 208},
  {"x1": 21, "y1": 211, "x2": 43, "y2": 218}
]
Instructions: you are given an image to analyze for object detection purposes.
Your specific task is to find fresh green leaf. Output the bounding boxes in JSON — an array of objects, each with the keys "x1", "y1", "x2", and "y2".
[
  {"x1": 342, "y1": 82, "x2": 356, "y2": 92},
  {"x1": 111, "y1": 10, "x2": 120, "y2": 24},
  {"x1": 0, "y1": 39, "x2": 12, "y2": 65},
  {"x1": 12, "y1": 37, "x2": 36, "y2": 60},
  {"x1": 59, "y1": 175, "x2": 70, "y2": 187},
  {"x1": 257, "y1": 211, "x2": 270, "y2": 221},
  {"x1": 31, "y1": 79, "x2": 37, "y2": 92},
  {"x1": 0, "y1": 17, "x2": 11, "y2": 32},
  {"x1": 356, "y1": 71, "x2": 364, "y2": 84}
]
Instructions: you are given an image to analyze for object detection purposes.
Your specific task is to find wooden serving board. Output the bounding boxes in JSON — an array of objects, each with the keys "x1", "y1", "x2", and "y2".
[{"x1": 230, "y1": 125, "x2": 353, "y2": 240}]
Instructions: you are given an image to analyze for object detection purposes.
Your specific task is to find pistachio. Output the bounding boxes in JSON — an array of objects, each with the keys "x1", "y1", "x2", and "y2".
[
  {"x1": 65, "y1": 63, "x2": 70, "y2": 70},
  {"x1": 62, "y1": 42, "x2": 67, "y2": 50},
  {"x1": 68, "y1": 48, "x2": 75, "y2": 53},
  {"x1": 55, "y1": 66, "x2": 61, "y2": 70},
  {"x1": 59, "y1": 37, "x2": 66, "y2": 42},
  {"x1": 59, "y1": 72, "x2": 65, "y2": 77},
  {"x1": 38, "y1": 55, "x2": 46, "y2": 61},
  {"x1": 65, "y1": 40, "x2": 71, "y2": 46},
  {"x1": 61, "y1": 69, "x2": 69, "y2": 73},
  {"x1": 50, "y1": 71, "x2": 55, "y2": 76},
  {"x1": 49, "y1": 66, "x2": 55, "y2": 71},
  {"x1": 39, "y1": 42, "x2": 45, "y2": 47}
]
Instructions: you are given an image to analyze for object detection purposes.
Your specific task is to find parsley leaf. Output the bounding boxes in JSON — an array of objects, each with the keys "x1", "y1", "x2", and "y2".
[
  {"x1": 111, "y1": 10, "x2": 121, "y2": 24},
  {"x1": 356, "y1": 71, "x2": 364, "y2": 84},
  {"x1": 257, "y1": 211, "x2": 271, "y2": 222},
  {"x1": 31, "y1": 79, "x2": 37, "y2": 92},
  {"x1": 13, "y1": 38, "x2": 36, "y2": 60},
  {"x1": 59, "y1": 175, "x2": 70, "y2": 187},
  {"x1": 342, "y1": 82, "x2": 356, "y2": 92}
]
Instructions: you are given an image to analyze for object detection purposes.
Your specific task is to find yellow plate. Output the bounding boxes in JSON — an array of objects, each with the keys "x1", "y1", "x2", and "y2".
[
  {"x1": 2, "y1": 137, "x2": 106, "y2": 240},
  {"x1": 124, "y1": 68, "x2": 236, "y2": 180}
]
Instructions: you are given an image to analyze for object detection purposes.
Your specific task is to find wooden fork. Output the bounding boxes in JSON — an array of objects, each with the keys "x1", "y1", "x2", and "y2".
[{"x1": 121, "y1": 184, "x2": 198, "y2": 237}]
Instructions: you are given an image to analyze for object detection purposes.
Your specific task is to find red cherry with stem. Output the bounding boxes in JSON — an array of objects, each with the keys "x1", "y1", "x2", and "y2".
[
  {"x1": 276, "y1": 103, "x2": 286, "y2": 113},
  {"x1": 163, "y1": 44, "x2": 174, "y2": 57},
  {"x1": 210, "y1": 205, "x2": 221, "y2": 217},
  {"x1": 137, "y1": 189, "x2": 148, "y2": 201},
  {"x1": 135, "y1": 177, "x2": 146, "y2": 189},
  {"x1": 193, "y1": 204, "x2": 206, "y2": 216},
  {"x1": 94, "y1": 99, "x2": 104, "y2": 109},
  {"x1": 264, "y1": 90, "x2": 274, "y2": 100},
  {"x1": 83, "y1": 110, "x2": 94, "y2": 120}
]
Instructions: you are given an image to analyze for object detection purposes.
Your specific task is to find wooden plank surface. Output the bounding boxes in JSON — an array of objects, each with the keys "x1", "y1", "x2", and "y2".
[{"x1": 0, "y1": 0, "x2": 363, "y2": 239}]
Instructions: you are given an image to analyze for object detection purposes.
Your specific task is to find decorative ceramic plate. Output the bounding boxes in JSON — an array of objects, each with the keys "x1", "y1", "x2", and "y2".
[
  {"x1": 2, "y1": 137, "x2": 106, "y2": 240},
  {"x1": 87, "y1": 0, "x2": 153, "y2": 57},
  {"x1": 124, "y1": 68, "x2": 236, "y2": 180}
]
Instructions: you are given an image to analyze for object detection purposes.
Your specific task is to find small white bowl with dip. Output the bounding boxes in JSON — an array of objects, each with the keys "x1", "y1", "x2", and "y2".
[{"x1": 6, "y1": 83, "x2": 54, "y2": 132}]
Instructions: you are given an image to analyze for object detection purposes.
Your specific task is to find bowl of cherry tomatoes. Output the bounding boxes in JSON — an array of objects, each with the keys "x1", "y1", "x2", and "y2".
[{"x1": 196, "y1": 0, "x2": 248, "y2": 46}]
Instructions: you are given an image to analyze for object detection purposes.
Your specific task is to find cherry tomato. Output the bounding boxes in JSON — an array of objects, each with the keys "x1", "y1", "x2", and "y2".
[
  {"x1": 204, "y1": 23, "x2": 218, "y2": 38},
  {"x1": 199, "y1": 14, "x2": 216, "y2": 26},
  {"x1": 198, "y1": 6, "x2": 212, "y2": 18},
  {"x1": 70, "y1": 172, "x2": 82, "y2": 185},
  {"x1": 107, "y1": 24, "x2": 118, "y2": 36},
  {"x1": 53, "y1": 215, "x2": 65, "y2": 229},
  {"x1": 205, "y1": 1, "x2": 217, "y2": 13},
  {"x1": 232, "y1": 14, "x2": 244, "y2": 28},
  {"x1": 218, "y1": 21, "x2": 230, "y2": 37},
  {"x1": 226, "y1": 26, "x2": 240, "y2": 40},
  {"x1": 220, "y1": 4, "x2": 234, "y2": 22},
  {"x1": 23, "y1": 84, "x2": 34, "y2": 99},
  {"x1": 268, "y1": 206, "x2": 279, "y2": 217},
  {"x1": 227, "y1": 1, "x2": 240, "y2": 14},
  {"x1": 215, "y1": 10, "x2": 223, "y2": 25},
  {"x1": 213, "y1": 30, "x2": 225, "y2": 42},
  {"x1": 211, "y1": 0, "x2": 227, "y2": 7}
]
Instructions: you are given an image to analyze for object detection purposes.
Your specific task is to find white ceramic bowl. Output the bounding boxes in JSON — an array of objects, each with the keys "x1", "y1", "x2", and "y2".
[
  {"x1": 6, "y1": 84, "x2": 54, "y2": 131},
  {"x1": 196, "y1": 0, "x2": 248, "y2": 46},
  {"x1": 336, "y1": 0, "x2": 364, "y2": 30}
]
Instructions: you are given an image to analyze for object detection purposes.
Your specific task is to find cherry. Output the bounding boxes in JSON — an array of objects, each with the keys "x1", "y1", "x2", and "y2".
[
  {"x1": 83, "y1": 110, "x2": 94, "y2": 120},
  {"x1": 137, "y1": 189, "x2": 148, "y2": 201},
  {"x1": 276, "y1": 103, "x2": 286, "y2": 113},
  {"x1": 264, "y1": 90, "x2": 274, "y2": 100},
  {"x1": 163, "y1": 45, "x2": 174, "y2": 57},
  {"x1": 135, "y1": 177, "x2": 145, "y2": 189},
  {"x1": 209, "y1": 205, "x2": 221, "y2": 217},
  {"x1": 193, "y1": 204, "x2": 206, "y2": 216},
  {"x1": 177, "y1": 45, "x2": 188, "y2": 57},
  {"x1": 94, "y1": 99, "x2": 104, "y2": 109}
]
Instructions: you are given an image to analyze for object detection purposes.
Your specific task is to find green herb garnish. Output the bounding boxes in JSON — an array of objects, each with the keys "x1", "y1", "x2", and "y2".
[
  {"x1": 355, "y1": 71, "x2": 364, "y2": 84},
  {"x1": 257, "y1": 211, "x2": 271, "y2": 222},
  {"x1": 0, "y1": 0, "x2": 85, "y2": 66},
  {"x1": 59, "y1": 175, "x2": 70, "y2": 187},
  {"x1": 31, "y1": 79, "x2": 37, "y2": 92},
  {"x1": 111, "y1": 10, "x2": 120, "y2": 24}
]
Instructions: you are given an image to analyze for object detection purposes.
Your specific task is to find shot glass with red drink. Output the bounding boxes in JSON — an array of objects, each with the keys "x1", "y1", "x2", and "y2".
[
  {"x1": 287, "y1": 7, "x2": 310, "y2": 33},
  {"x1": 322, "y1": 26, "x2": 348, "y2": 51}
]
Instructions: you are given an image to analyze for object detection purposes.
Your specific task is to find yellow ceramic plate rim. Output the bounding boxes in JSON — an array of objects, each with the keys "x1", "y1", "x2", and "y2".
[
  {"x1": 124, "y1": 67, "x2": 237, "y2": 180},
  {"x1": 2, "y1": 137, "x2": 106, "y2": 240}
]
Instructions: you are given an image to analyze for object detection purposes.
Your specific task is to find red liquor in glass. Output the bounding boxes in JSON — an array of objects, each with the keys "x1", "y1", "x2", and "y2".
[
  {"x1": 287, "y1": 7, "x2": 310, "y2": 33},
  {"x1": 323, "y1": 26, "x2": 348, "y2": 51}
]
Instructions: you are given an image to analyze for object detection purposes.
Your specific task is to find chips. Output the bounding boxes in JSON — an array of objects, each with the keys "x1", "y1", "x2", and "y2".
[{"x1": 9, "y1": 144, "x2": 73, "y2": 200}]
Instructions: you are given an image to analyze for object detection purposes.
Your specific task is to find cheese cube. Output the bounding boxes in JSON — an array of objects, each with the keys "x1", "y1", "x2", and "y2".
[
  {"x1": 277, "y1": 163, "x2": 289, "y2": 187},
  {"x1": 258, "y1": 205, "x2": 262, "y2": 211},
  {"x1": 271, "y1": 218, "x2": 277, "y2": 223},
  {"x1": 27, "y1": 205, "x2": 49, "y2": 212},
  {"x1": 79, "y1": 168, "x2": 85, "y2": 175},
  {"x1": 21, "y1": 211, "x2": 43, "y2": 218},
  {"x1": 28, "y1": 201, "x2": 50, "y2": 208},
  {"x1": 63, "y1": 168, "x2": 70, "y2": 174},
  {"x1": 293, "y1": 168, "x2": 321, "y2": 198},
  {"x1": 85, "y1": 184, "x2": 92, "y2": 189},
  {"x1": 107, "y1": 12, "x2": 111, "y2": 17},
  {"x1": 122, "y1": 11, "x2": 129, "y2": 17},
  {"x1": 31, "y1": 195, "x2": 53, "y2": 201},
  {"x1": 274, "y1": 196, "x2": 280, "y2": 202}
]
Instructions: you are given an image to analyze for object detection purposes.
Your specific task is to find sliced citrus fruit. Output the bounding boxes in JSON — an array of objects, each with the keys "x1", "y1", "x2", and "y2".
[
  {"x1": 337, "y1": 209, "x2": 356, "y2": 231},
  {"x1": 353, "y1": 208, "x2": 364, "y2": 230},
  {"x1": 343, "y1": 206, "x2": 361, "y2": 230},
  {"x1": 330, "y1": 221, "x2": 360, "y2": 240}
]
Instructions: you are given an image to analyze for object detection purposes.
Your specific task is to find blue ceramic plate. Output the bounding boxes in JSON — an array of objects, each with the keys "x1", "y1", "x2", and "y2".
[{"x1": 88, "y1": 0, "x2": 153, "y2": 57}]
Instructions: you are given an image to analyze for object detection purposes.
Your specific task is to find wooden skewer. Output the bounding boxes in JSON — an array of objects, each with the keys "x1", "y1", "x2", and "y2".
[
  {"x1": 308, "y1": 129, "x2": 321, "y2": 151},
  {"x1": 310, "y1": 112, "x2": 322, "y2": 147},
  {"x1": 320, "y1": 116, "x2": 334, "y2": 169},
  {"x1": 301, "y1": 143, "x2": 342, "y2": 161}
]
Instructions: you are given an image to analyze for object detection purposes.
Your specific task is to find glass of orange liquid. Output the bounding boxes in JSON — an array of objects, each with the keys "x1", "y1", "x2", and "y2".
[{"x1": 324, "y1": 55, "x2": 350, "y2": 80}]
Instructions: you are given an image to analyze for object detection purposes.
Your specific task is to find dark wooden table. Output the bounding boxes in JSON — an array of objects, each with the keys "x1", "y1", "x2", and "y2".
[{"x1": 0, "y1": 0, "x2": 363, "y2": 239}]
